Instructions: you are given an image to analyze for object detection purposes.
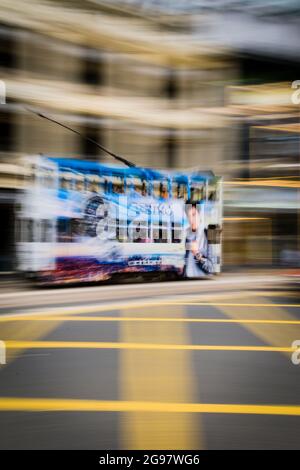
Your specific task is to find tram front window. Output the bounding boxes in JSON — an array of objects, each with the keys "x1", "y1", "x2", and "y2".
[{"x1": 190, "y1": 184, "x2": 204, "y2": 203}]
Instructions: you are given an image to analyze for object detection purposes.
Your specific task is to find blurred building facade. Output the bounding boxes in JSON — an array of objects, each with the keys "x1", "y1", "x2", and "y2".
[{"x1": 0, "y1": 0, "x2": 299, "y2": 273}]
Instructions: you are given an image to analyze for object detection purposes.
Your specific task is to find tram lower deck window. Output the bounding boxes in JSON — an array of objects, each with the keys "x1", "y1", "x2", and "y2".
[{"x1": 19, "y1": 218, "x2": 34, "y2": 243}]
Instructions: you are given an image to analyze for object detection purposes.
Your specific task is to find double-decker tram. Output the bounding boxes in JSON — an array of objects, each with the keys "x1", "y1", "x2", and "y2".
[{"x1": 16, "y1": 155, "x2": 222, "y2": 284}]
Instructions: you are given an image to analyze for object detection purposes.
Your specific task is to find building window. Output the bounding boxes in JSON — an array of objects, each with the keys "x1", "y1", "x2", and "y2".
[
  {"x1": 0, "y1": 110, "x2": 14, "y2": 152},
  {"x1": 0, "y1": 25, "x2": 17, "y2": 70},
  {"x1": 81, "y1": 54, "x2": 102, "y2": 86}
]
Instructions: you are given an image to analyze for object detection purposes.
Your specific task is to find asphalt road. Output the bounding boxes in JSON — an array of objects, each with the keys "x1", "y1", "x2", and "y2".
[{"x1": 0, "y1": 275, "x2": 300, "y2": 449}]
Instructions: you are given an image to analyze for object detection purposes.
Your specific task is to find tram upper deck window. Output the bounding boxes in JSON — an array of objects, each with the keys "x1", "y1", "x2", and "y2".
[
  {"x1": 125, "y1": 178, "x2": 132, "y2": 194},
  {"x1": 112, "y1": 176, "x2": 125, "y2": 194},
  {"x1": 152, "y1": 181, "x2": 159, "y2": 198},
  {"x1": 207, "y1": 183, "x2": 218, "y2": 201},
  {"x1": 74, "y1": 174, "x2": 85, "y2": 192},
  {"x1": 137, "y1": 179, "x2": 148, "y2": 196},
  {"x1": 152, "y1": 181, "x2": 169, "y2": 199},
  {"x1": 190, "y1": 183, "x2": 204, "y2": 203},
  {"x1": 86, "y1": 174, "x2": 101, "y2": 193},
  {"x1": 59, "y1": 171, "x2": 73, "y2": 191},
  {"x1": 172, "y1": 182, "x2": 187, "y2": 200},
  {"x1": 160, "y1": 182, "x2": 169, "y2": 200},
  {"x1": 134, "y1": 178, "x2": 142, "y2": 195},
  {"x1": 100, "y1": 176, "x2": 108, "y2": 193},
  {"x1": 141, "y1": 180, "x2": 148, "y2": 197},
  {"x1": 40, "y1": 168, "x2": 55, "y2": 189},
  {"x1": 128, "y1": 177, "x2": 148, "y2": 196}
]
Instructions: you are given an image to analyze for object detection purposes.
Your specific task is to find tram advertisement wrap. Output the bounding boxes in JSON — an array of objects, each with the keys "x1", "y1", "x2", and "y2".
[{"x1": 18, "y1": 157, "x2": 222, "y2": 283}]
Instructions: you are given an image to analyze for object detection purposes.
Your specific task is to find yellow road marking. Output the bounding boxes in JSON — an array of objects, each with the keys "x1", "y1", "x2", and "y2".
[
  {"x1": 218, "y1": 297, "x2": 300, "y2": 357},
  {"x1": 120, "y1": 305, "x2": 200, "y2": 449},
  {"x1": 0, "y1": 397, "x2": 299, "y2": 416},
  {"x1": 0, "y1": 318, "x2": 64, "y2": 366},
  {"x1": 1, "y1": 292, "x2": 297, "y2": 322},
  {"x1": 2, "y1": 316, "x2": 300, "y2": 325},
  {"x1": 0, "y1": 299, "x2": 221, "y2": 320},
  {"x1": 4, "y1": 340, "x2": 295, "y2": 352}
]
